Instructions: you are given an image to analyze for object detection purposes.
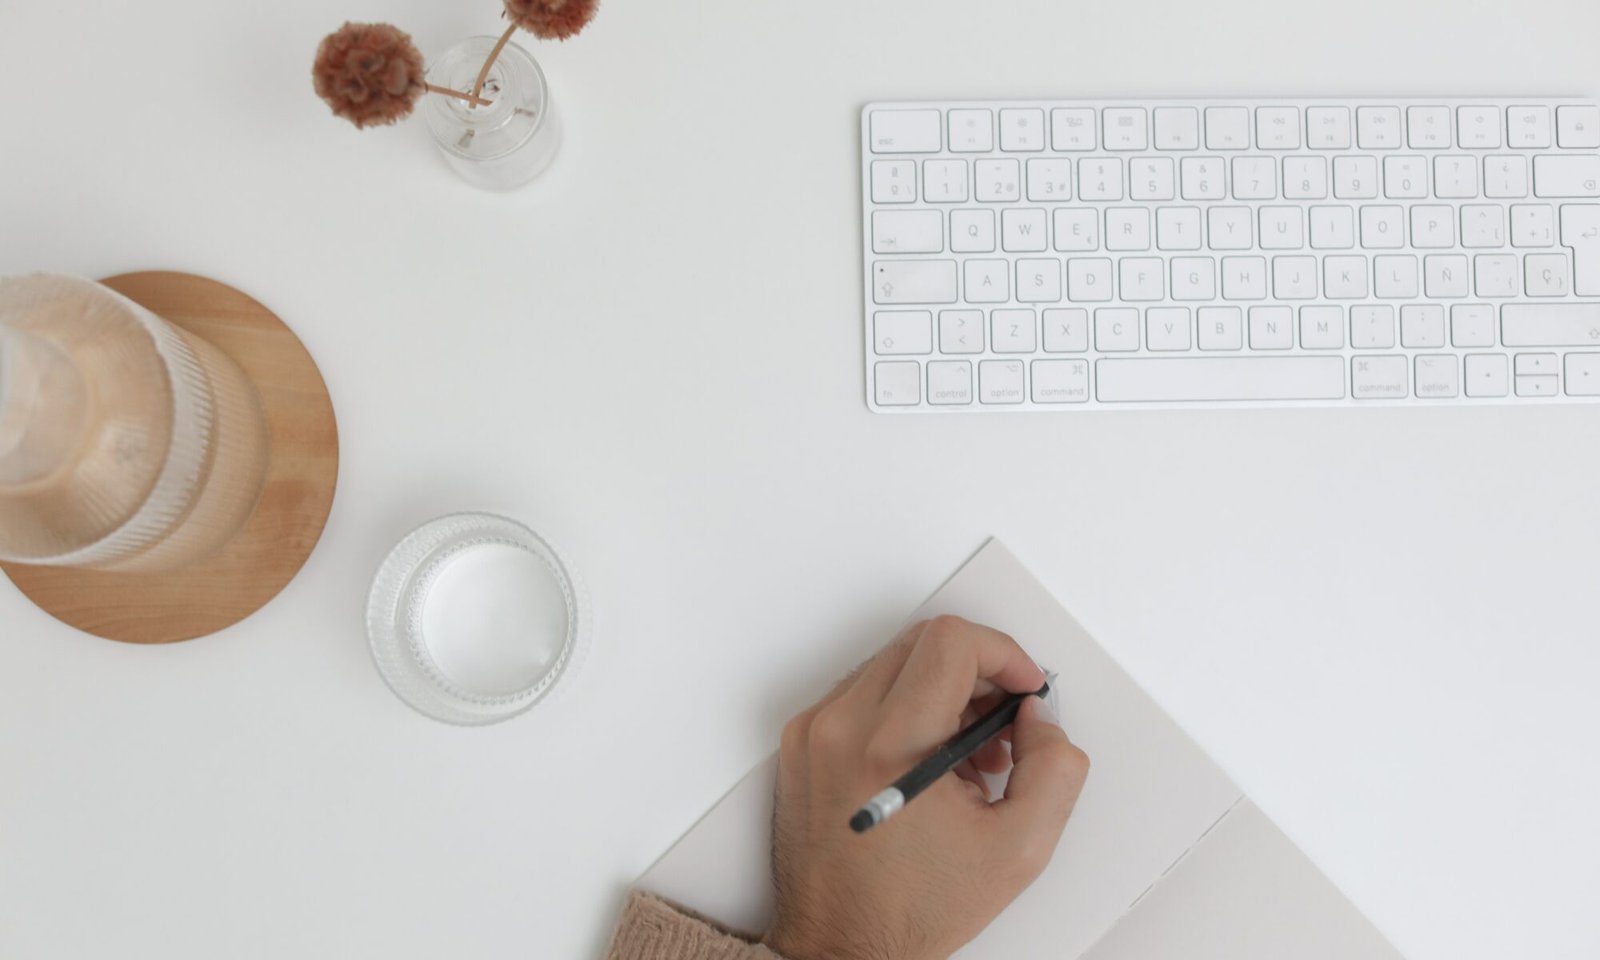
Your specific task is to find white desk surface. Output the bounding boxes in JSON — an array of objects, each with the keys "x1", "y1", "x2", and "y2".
[{"x1": 3, "y1": 1, "x2": 1598, "y2": 956}]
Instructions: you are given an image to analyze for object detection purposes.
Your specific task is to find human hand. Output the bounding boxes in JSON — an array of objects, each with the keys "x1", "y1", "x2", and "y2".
[{"x1": 762, "y1": 616, "x2": 1090, "y2": 960}]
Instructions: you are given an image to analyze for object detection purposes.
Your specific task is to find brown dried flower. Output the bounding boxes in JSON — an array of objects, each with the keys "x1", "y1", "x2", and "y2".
[
  {"x1": 313, "y1": 22, "x2": 428, "y2": 129},
  {"x1": 503, "y1": 0, "x2": 600, "y2": 40}
]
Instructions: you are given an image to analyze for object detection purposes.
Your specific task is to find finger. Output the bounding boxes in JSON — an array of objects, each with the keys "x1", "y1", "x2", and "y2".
[
  {"x1": 950, "y1": 762, "x2": 991, "y2": 802},
  {"x1": 988, "y1": 697, "x2": 1088, "y2": 845},
  {"x1": 972, "y1": 735, "x2": 1013, "y2": 775},
  {"x1": 878, "y1": 616, "x2": 1046, "y2": 753}
]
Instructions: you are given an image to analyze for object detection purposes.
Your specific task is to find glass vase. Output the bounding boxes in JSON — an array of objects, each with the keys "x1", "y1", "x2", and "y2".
[
  {"x1": 422, "y1": 36, "x2": 561, "y2": 191},
  {"x1": 0, "y1": 274, "x2": 269, "y2": 573}
]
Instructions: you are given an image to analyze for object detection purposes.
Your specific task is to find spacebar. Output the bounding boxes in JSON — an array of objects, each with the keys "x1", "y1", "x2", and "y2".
[{"x1": 1096, "y1": 357, "x2": 1347, "y2": 402}]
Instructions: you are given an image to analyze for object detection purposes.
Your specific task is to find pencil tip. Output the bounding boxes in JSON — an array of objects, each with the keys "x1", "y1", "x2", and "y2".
[{"x1": 849, "y1": 809, "x2": 874, "y2": 833}]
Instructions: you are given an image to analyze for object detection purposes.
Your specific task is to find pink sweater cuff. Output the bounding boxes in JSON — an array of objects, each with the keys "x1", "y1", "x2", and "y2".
[{"x1": 605, "y1": 890, "x2": 789, "y2": 960}]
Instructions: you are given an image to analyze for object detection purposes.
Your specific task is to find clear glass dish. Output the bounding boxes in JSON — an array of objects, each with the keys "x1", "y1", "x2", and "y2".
[{"x1": 366, "y1": 512, "x2": 589, "y2": 725}]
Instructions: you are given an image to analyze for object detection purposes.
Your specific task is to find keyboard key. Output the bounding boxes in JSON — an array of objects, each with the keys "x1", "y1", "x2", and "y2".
[
  {"x1": 1352, "y1": 355, "x2": 1408, "y2": 399},
  {"x1": 1415, "y1": 354, "x2": 1459, "y2": 398},
  {"x1": 978, "y1": 359, "x2": 1025, "y2": 404},
  {"x1": 1259, "y1": 206, "x2": 1304, "y2": 250},
  {"x1": 1094, "y1": 307, "x2": 1140, "y2": 350},
  {"x1": 1300, "y1": 306, "x2": 1345, "y2": 348},
  {"x1": 874, "y1": 361, "x2": 922, "y2": 405},
  {"x1": 1524, "y1": 253, "x2": 1570, "y2": 296},
  {"x1": 1096, "y1": 356, "x2": 1345, "y2": 402},
  {"x1": 1374, "y1": 254, "x2": 1419, "y2": 298},
  {"x1": 1249, "y1": 306, "x2": 1294, "y2": 349},
  {"x1": 1333, "y1": 156, "x2": 1379, "y2": 198},
  {"x1": 1016, "y1": 258, "x2": 1062, "y2": 302},
  {"x1": 1209, "y1": 207, "x2": 1254, "y2": 249},
  {"x1": 950, "y1": 210, "x2": 995, "y2": 252},
  {"x1": 1170, "y1": 257, "x2": 1217, "y2": 300},
  {"x1": 1513, "y1": 204, "x2": 1555, "y2": 247},
  {"x1": 1180, "y1": 157, "x2": 1226, "y2": 200},
  {"x1": 1351, "y1": 305, "x2": 1395, "y2": 348},
  {"x1": 999, "y1": 108, "x2": 1046, "y2": 151},
  {"x1": 1307, "y1": 107, "x2": 1352, "y2": 149},
  {"x1": 975, "y1": 158, "x2": 1022, "y2": 201},
  {"x1": 1459, "y1": 205, "x2": 1504, "y2": 249},
  {"x1": 1001, "y1": 208, "x2": 1049, "y2": 252},
  {"x1": 1400, "y1": 305, "x2": 1446, "y2": 347},
  {"x1": 1105, "y1": 207, "x2": 1151, "y2": 251},
  {"x1": 1357, "y1": 106, "x2": 1402, "y2": 148},
  {"x1": 1273, "y1": 256, "x2": 1318, "y2": 299},
  {"x1": 1514, "y1": 353, "x2": 1559, "y2": 375},
  {"x1": 1560, "y1": 204, "x2": 1600, "y2": 295},
  {"x1": 1051, "y1": 108, "x2": 1097, "y2": 150},
  {"x1": 1078, "y1": 158, "x2": 1125, "y2": 200},
  {"x1": 947, "y1": 109, "x2": 993, "y2": 152},
  {"x1": 1103, "y1": 108, "x2": 1148, "y2": 150},
  {"x1": 1154, "y1": 108, "x2": 1200, "y2": 149},
  {"x1": 1464, "y1": 354, "x2": 1509, "y2": 397},
  {"x1": 991, "y1": 309, "x2": 1037, "y2": 352},
  {"x1": 1053, "y1": 209, "x2": 1099, "y2": 251},
  {"x1": 1197, "y1": 306, "x2": 1242, "y2": 350},
  {"x1": 1556, "y1": 105, "x2": 1600, "y2": 148},
  {"x1": 1451, "y1": 305, "x2": 1496, "y2": 347},
  {"x1": 1042, "y1": 308, "x2": 1089, "y2": 352},
  {"x1": 927, "y1": 360, "x2": 974, "y2": 405},
  {"x1": 1232, "y1": 157, "x2": 1277, "y2": 199},
  {"x1": 1473, "y1": 254, "x2": 1520, "y2": 297},
  {"x1": 873, "y1": 310, "x2": 933, "y2": 354},
  {"x1": 1128, "y1": 157, "x2": 1176, "y2": 200},
  {"x1": 1324, "y1": 255, "x2": 1369, "y2": 298},
  {"x1": 1204, "y1": 107, "x2": 1250, "y2": 149},
  {"x1": 1433, "y1": 155, "x2": 1478, "y2": 199},
  {"x1": 939, "y1": 309, "x2": 983, "y2": 353},
  {"x1": 1484, "y1": 155, "x2": 1529, "y2": 198},
  {"x1": 870, "y1": 110, "x2": 941, "y2": 153},
  {"x1": 1411, "y1": 205, "x2": 1455, "y2": 247},
  {"x1": 1146, "y1": 307, "x2": 1192, "y2": 351},
  {"x1": 1507, "y1": 106, "x2": 1552, "y2": 148},
  {"x1": 1424, "y1": 255, "x2": 1470, "y2": 298},
  {"x1": 1383, "y1": 156, "x2": 1428, "y2": 198},
  {"x1": 1031, "y1": 359, "x2": 1090, "y2": 403},
  {"x1": 1456, "y1": 106, "x2": 1501, "y2": 148},
  {"x1": 1501, "y1": 303, "x2": 1600, "y2": 346},
  {"x1": 872, "y1": 210, "x2": 943, "y2": 254},
  {"x1": 1156, "y1": 206, "x2": 1203, "y2": 250},
  {"x1": 964, "y1": 259, "x2": 1010, "y2": 302},
  {"x1": 1221, "y1": 255, "x2": 1268, "y2": 299},
  {"x1": 1533, "y1": 155, "x2": 1600, "y2": 198},
  {"x1": 1026, "y1": 158, "x2": 1072, "y2": 201},
  {"x1": 1309, "y1": 205, "x2": 1356, "y2": 249},
  {"x1": 1119, "y1": 257, "x2": 1165, "y2": 300},
  {"x1": 873, "y1": 260, "x2": 957, "y2": 304},
  {"x1": 923, "y1": 159, "x2": 968, "y2": 202},
  {"x1": 1565, "y1": 353, "x2": 1600, "y2": 395},
  {"x1": 1255, "y1": 107, "x2": 1300, "y2": 149},
  {"x1": 1516, "y1": 373, "x2": 1558, "y2": 396},
  {"x1": 1067, "y1": 258, "x2": 1114, "y2": 301},
  {"x1": 1283, "y1": 157, "x2": 1329, "y2": 199},
  {"x1": 871, "y1": 160, "x2": 916, "y2": 203},
  {"x1": 1361, "y1": 206, "x2": 1405, "y2": 248},
  {"x1": 1407, "y1": 106, "x2": 1451, "y2": 148}
]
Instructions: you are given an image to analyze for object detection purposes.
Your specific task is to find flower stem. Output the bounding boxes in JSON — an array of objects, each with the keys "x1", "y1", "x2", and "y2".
[
  {"x1": 471, "y1": 24, "x2": 517, "y2": 101},
  {"x1": 425, "y1": 83, "x2": 493, "y2": 107}
]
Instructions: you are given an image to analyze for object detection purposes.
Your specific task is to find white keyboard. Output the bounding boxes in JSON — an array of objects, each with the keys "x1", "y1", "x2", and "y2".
[{"x1": 860, "y1": 98, "x2": 1600, "y2": 411}]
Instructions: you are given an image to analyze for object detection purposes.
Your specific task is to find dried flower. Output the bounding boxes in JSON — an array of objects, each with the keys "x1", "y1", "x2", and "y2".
[
  {"x1": 313, "y1": 22, "x2": 428, "y2": 128},
  {"x1": 503, "y1": 0, "x2": 600, "y2": 40}
]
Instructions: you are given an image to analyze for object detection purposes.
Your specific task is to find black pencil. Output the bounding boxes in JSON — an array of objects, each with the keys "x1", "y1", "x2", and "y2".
[{"x1": 850, "y1": 673, "x2": 1056, "y2": 833}]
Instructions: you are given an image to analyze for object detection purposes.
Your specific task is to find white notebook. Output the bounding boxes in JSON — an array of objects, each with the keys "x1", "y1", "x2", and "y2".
[{"x1": 640, "y1": 540, "x2": 1402, "y2": 958}]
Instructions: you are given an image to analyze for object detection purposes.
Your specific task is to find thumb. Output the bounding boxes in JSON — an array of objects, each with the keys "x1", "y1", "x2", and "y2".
[{"x1": 990, "y1": 696, "x2": 1089, "y2": 843}]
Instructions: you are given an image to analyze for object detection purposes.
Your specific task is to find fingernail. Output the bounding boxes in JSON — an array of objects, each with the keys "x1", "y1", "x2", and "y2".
[{"x1": 1033, "y1": 693, "x2": 1061, "y2": 726}]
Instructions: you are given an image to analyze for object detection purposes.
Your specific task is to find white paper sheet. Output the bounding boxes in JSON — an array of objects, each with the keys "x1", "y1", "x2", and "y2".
[{"x1": 640, "y1": 540, "x2": 1399, "y2": 958}]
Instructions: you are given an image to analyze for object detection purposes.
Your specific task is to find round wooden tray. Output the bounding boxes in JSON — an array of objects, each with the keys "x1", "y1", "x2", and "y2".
[{"x1": 1, "y1": 272, "x2": 338, "y2": 643}]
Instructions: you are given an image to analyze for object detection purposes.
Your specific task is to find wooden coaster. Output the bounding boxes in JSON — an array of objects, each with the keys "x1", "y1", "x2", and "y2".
[{"x1": 1, "y1": 272, "x2": 339, "y2": 643}]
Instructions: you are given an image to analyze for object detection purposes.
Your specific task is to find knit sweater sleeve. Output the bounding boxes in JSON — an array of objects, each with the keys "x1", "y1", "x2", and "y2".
[{"x1": 604, "y1": 890, "x2": 789, "y2": 960}]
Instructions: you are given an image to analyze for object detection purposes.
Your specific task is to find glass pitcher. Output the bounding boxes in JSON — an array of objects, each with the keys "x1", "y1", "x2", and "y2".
[{"x1": 0, "y1": 274, "x2": 269, "y2": 573}]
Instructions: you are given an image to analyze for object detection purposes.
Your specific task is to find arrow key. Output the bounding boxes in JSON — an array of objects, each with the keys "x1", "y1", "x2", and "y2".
[{"x1": 1565, "y1": 353, "x2": 1600, "y2": 396}]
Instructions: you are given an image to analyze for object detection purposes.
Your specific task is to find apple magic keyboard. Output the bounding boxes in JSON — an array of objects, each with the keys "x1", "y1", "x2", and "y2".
[{"x1": 860, "y1": 98, "x2": 1600, "y2": 411}]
